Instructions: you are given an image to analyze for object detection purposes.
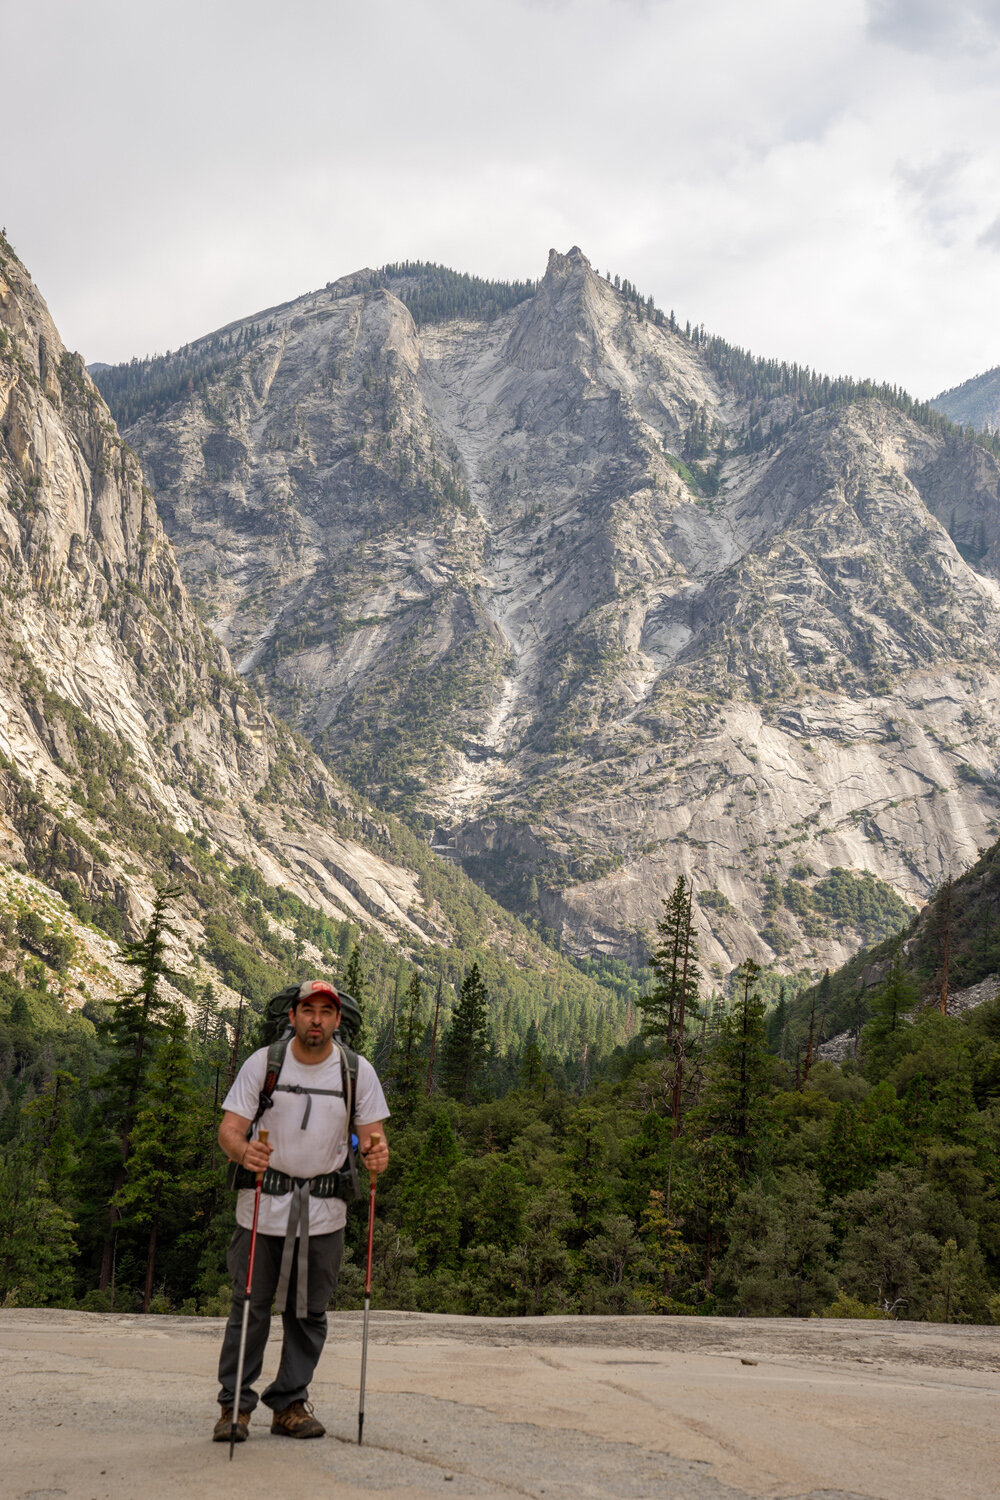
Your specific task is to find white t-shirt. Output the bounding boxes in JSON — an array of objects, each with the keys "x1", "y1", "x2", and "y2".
[{"x1": 223, "y1": 1043, "x2": 389, "y2": 1236}]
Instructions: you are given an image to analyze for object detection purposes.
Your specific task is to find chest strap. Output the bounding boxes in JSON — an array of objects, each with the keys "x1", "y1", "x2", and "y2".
[{"x1": 273, "y1": 1082, "x2": 344, "y2": 1129}]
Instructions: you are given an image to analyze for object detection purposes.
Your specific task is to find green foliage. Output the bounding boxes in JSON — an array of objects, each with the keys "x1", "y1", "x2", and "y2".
[
  {"x1": 691, "y1": 961, "x2": 771, "y2": 1182},
  {"x1": 706, "y1": 334, "x2": 1000, "y2": 460},
  {"x1": 820, "y1": 1288, "x2": 887, "y2": 1319},
  {"x1": 333, "y1": 262, "x2": 537, "y2": 327},
  {"x1": 8, "y1": 827, "x2": 1000, "y2": 1322},
  {"x1": 115, "y1": 1005, "x2": 208, "y2": 1309},
  {"x1": 442, "y1": 963, "x2": 490, "y2": 1104},
  {"x1": 638, "y1": 877, "x2": 700, "y2": 1044},
  {"x1": 92, "y1": 323, "x2": 266, "y2": 428},
  {"x1": 810, "y1": 868, "x2": 916, "y2": 944},
  {"x1": 0, "y1": 1146, "x2": 78, "y2": 1305},
  {"x1": 388, "y1": 972, "x2": 427, "y2": 1124}
]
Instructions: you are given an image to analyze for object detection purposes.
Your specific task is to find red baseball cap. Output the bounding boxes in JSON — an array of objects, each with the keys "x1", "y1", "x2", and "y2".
[{"x1": 295, "y1": 979, "x2": 341, "y2": 1009}]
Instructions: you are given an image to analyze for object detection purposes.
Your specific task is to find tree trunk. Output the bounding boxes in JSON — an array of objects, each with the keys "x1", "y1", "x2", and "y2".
[
  {"x1": 98, "y1": 1163, "x2": 126, "y2": 1291},
  {"x1": 426, "y1": 979, "x2": 442, "y2": 1096},
  {"x1": 671, "y1": 890, "x2": 694, "y2": 1136},
  {"x1": 939, "y1": 880, "x2": 952, "y2": 1015},
  {"x1": 142, "y1": 1178, "x2": 163, "y2": 1313}
]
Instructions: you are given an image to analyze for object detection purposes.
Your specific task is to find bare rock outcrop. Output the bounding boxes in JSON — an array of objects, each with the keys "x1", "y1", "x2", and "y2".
[
  {"x1": 108, "y1": 249, "x2": 1000, "y2": 976},
  {"x1": 0, "y1": 231, "x2": 448, "y2": 968}
]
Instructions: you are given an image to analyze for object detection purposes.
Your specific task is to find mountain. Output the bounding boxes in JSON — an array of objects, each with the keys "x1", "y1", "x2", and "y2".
[
  {"x1": 98, "y1": 249, "x2": 1000, "y2": 981},
  {"x1": 0, "y1": 232, "x2": 627, "y2": 1056},
  {"x1": 933, "y1": 367, "x2": 1000, "y2": 435},
  {"x1": 796, "y1": 834, "x2": 1000, "y2": 1066}
]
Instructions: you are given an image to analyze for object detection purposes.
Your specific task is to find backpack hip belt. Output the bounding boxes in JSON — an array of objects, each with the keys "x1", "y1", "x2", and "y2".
[{"x1": 228, "y1": 1163, "x2": 356, "y2": 1199}]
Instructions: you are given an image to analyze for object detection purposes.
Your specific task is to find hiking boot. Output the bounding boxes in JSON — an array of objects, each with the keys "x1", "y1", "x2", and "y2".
[
  {"x1": 212, "y1": 1406, "x2": 250, "y2": 1442},
  {"x1": 270, "y1": 1400, "x2": 325, "y2": 1438}
]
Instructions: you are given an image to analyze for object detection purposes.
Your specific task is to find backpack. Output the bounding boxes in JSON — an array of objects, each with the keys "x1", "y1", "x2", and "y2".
[{"x1": 226, "y1": 982, "x2": 365, "y2": 1200}]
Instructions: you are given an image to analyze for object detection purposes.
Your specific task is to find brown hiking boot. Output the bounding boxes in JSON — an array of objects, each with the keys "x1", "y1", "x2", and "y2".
[
  {"x1": 270, "y1": 1400, "x2": 325, "y2": 1438},
  {"x1": 212, "y1": 1406, "x2": 250, "y2": 1442}
]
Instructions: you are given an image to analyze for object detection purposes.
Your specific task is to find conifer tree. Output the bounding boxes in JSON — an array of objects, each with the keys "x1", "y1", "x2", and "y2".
[
  {"x1": 340, "y1": 943, "x2": 367, "y2": 1051},
  {"x1": 638, "y1": 877, "x2": 700, "y2": 1133},
  {"x1": 693, "y1": 960, "x2": 771, "y2": 1181},
  {"x1": 520, "y1": 1020, "x2": 545, "y2": 1091},
  {"x1": 442, "y1": 962, "x2": 490, "y2": 1104},
  {"x1": 93, "y1": 886, "x2": 181, "y2": 1290},
  {"x1": 426, "y1": 975, "x2": 444, "y2": 1095},
  {"x1": 116, "y1": 1004, "x2": 204, "y2": 1311},
  {"x1": 0, "y1": 1142, "x2": 77, "y2": 1306},
  {"x1": 864, "y1": 947, "x2": 916, "y2": 1068},
  {"x1": 400, "y1": 1113, "x2": 461, "y2": 1273},
  {"x1": 194, "y1": 982, "x2": 217, "y2": 1043},
  {"x1": 390, "y1": 971, "x2": 426, "y2": 1124}
]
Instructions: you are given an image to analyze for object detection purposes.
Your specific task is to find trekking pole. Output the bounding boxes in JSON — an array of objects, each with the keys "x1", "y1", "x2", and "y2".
[
  {"x1": 230, "y1": 1127, "x2": 268, "y2": 1461},
  {"x1": 358, "y1": 1131, "x2": 382, "y2": 1445}
]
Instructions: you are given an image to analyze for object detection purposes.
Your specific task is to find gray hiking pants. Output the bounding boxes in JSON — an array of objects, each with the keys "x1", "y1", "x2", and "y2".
[{"x1": 217, "y1": 1225, "x2": 345, "y2": 1413}]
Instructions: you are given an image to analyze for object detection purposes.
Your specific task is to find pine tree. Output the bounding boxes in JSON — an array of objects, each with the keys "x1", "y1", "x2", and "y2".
[
  {"x1": 115, "y1": 1005, "x2": 204, "y2": 1311},
  {"x1": 340, "y1": 943, "x2": 367, "y2": 1050},
  {"x1": 520, "y1": 1021, "x2": 545, "y2": 1091},
  {"x1": 22, "y1": 1068, "x2": 78, "y2": 1206},
  {"x1": 693, "y1": 960, "x2": 771, "y2": 1181},
  {"x1": 400, "y1": 1113, "x2": 462, "y2": 1273},
  {"x1": 638, "y1": 877, "x2": 700, "y2": 1133},
  {"x1": 389, "y1": 971, "x2": 426, "y2": 1123},
  {"x1": 93, "y1": 886, "x2": 181, "y2": 1291},
  {"x1": 194, "y1": 982, "x2": 216, "y2": 1043},
  {"x1": 342, "y1": 944, "x2": 365, "y2": 1003},
  {"x1": 442, "y1": 962, "x2": 490, "y2": 1104},
  {"x1": 0, "y1": 1143, "x2": 77, "y2": 1306},
  {"x1": 426, "y1": 975, "x2": 444, "y2": 1096},
  {"x1": 860, "y1": 948, "x2": 919, "y2": 1081}
]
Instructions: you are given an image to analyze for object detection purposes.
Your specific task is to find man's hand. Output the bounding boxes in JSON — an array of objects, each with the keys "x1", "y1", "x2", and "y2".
[
  {"x1": 359, "y1": 1125, "x2": 389, "y2": 1175},
  {"x1": 219, "y1": 1110, "x2": 273, "y2": 1174},
  {"x1": 242, "y1": 1136, "x2": 273, "y2": 1174}
]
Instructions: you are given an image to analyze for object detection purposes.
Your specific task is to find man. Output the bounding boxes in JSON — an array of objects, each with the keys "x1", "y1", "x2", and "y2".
[{"x1": 213, "y1": 978, "x2": 389, "y2": 1441}]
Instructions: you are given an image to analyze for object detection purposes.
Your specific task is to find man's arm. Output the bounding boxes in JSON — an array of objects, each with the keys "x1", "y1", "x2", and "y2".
[
  {"x1": 357, "y1": 1121, "x2": 389, "y2": 1175},
  {"x1": 219, "y1": 1110, "x2": 273, "y2": 1174}
]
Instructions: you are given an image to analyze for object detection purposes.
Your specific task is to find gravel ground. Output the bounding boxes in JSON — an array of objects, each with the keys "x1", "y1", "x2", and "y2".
[{"x1": 2, "y1": 1309, "x2": 998, "y2": 1500}]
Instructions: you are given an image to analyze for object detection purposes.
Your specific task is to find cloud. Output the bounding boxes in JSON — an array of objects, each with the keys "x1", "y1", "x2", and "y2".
[
  {"x1": 867, "y1": 0, "x2": 1000, "y2": 55},
  {"x1": 3, "y1": 0, "x2": 1000, "y2": 397},
  {"x1": 895, "y1": 151, "x2": 974, "y2": 243}
]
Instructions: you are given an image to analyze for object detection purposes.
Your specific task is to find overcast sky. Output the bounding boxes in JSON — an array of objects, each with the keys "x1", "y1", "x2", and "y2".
[{"x1": 4, "y1": 0, "x2": 1000, "y2": 397}]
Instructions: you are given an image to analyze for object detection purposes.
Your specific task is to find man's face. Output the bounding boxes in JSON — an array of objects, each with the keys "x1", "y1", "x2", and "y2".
[{"x1": 290, "y1": 996, "x2": 340, "y2": 1051}]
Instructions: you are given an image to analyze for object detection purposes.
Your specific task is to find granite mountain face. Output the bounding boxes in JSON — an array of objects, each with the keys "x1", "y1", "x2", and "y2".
[
  {"x1": 0, "y1": 233, "x2": 540, "y2": 980},
  {"x1": 103, "y1": 248, "x2": 1000, "y2": 980}
]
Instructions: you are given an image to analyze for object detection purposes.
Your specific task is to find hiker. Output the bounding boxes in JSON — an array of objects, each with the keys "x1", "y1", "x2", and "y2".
[{"x1": 213, "y1": 978, "x2": 389, "y2": 1442}]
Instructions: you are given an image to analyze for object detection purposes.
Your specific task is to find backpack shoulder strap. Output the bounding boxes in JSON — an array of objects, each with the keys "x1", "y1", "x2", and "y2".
[
  {"x1": 336, "y1": 1041, "x2": 361, "y2": 1198},
  {"x1": 249, "y1": 1026, "x2": 293, "y2": 1133},
  {"x1": 339, "y1": 1043, "x2": 359, "y2": 1105}
]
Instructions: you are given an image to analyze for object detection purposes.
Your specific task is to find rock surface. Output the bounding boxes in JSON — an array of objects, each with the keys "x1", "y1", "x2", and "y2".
[
  {"x1": 3, "y1": 1307, "x2": 997, "y2": 1500},
  {"x1": 114, "y1": 249, "x2": 1000, "y2": 977},
  {"x1": 0, "y1": 232, "x2": 472, "y2": 982}
]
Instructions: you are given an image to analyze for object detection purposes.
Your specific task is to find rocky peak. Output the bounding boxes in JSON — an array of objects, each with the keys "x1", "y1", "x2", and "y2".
[
  {"x1": 504, "y1": 244, "x2": 616, "y2": 376},
  {"x1": 103, "y1": 246, "x2": 1000, "y2": 981}
]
